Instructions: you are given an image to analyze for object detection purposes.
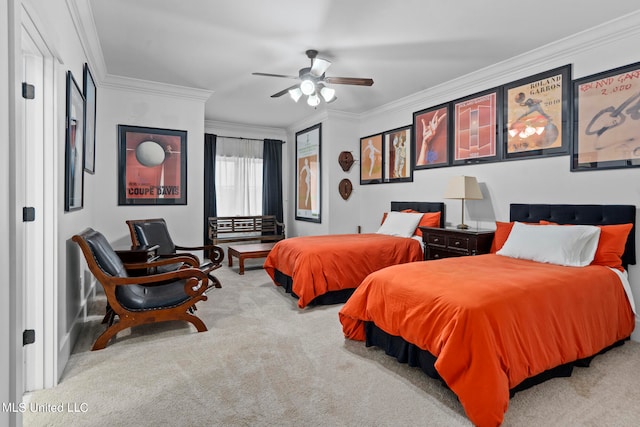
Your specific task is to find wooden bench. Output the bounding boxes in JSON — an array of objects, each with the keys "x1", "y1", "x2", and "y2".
[{"x1": 208, "y1": 215, "x2": 285, "y2": 245}]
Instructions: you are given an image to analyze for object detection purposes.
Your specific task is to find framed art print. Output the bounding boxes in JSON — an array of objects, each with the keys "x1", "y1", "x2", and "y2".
[
  {"x1": 64, "y1": 71, "x2": 85, "y2": 212},
  {"x1": 503, "y1": 65, "x2": 571, "y2": 160},
  {"x1": 118, "y1": 125, "x2": 187, "y2": 205},
  {"x1": 572, "y1": 61, "x2": 640, "y2": 171},
  {"x1": 360, "y1": 132, "x2": 383, "y2": 184},
  {"x1": 452, "y1": 88, "x2": 502, "y2": 166},
  {"x1": 383, "y1": 125, "x2": 413, "y2": 183},
  {"x1": 83, "y1": 63, "x2": 97, "y2": 174},
  {"x1": 413, "y1": 103, "x2": 450, "y2": 169},
  {"x1": 295, "y1": 123, "x2": 321, "y2": 222}
]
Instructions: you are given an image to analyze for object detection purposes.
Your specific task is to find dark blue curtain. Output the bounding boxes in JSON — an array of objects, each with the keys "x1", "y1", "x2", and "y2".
[
  {"x1": 204, "y1": 134, "x2": 217, "y2": 245},
  {"x1": 262, "y1": 139, "x2": 284, "y2": 233}
]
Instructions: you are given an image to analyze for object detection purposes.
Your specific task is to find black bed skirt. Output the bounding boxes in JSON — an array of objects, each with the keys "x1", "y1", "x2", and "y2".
[
  {"x1": 364, "y1": 321, "x2": 627, "y2": 397},
  {"x1": 273, "y1": 269, "x2": 356, "y2": 306}
]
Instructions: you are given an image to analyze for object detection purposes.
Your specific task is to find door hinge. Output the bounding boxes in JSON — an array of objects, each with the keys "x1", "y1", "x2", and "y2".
[
  {"x1": 23, "y1": 207, "x2": 35, "y2": 222},
  {"x1": 22, "y1": 82, "x2": 35, "y2": 99},
  {"x1": 23, "y1": 329, "x2": 35, "y2": 346}
]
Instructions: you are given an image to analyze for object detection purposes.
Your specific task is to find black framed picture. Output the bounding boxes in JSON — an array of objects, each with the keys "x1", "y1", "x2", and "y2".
[
  {"x1": 64, "y1": 71, "x2": 85, "y2": 212},
  {"x1": 383, "y1": 125, "x2": 413, "y2": 183},
  {"x1": 451, "y1": 87, "x2": 502, "y2": 166},
  {"x1": 83, "y1": 63, "x2": 97, "y2": 174},
  {"x1": 572, "y1": 61, "x2": 640, "y2": 171},
  {"x1": 413, "y1": 103, "x2": 450, "y2": 169},
  {"x1": 360, "y1": 132, "x2": 384, "y2": 184},
  {"x1": 502, "y1": 65, "x2": 571, "y2": 160},
  {"x1": 295, "y1": 123, "x2": 321, "y2": 222},
  {"x1": 118, "y1": 125, "x2": 187, "y2": 205}
]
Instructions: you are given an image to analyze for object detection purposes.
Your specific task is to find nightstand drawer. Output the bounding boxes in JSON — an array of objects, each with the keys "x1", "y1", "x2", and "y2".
[
  {"x1": 429, "y1": 248, "x2": 467, "y2": 260},
  {"x1": 426, "y1": 233, "x2": 447, "y2": 247},
  {"x1": 446, "y1": 236, "x2": 469, "y2": 251}
]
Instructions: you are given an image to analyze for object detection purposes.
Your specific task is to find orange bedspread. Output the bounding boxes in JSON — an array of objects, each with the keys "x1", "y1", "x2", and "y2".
[
  {"x1": 339, "y1": 254, "x2": 634, "y2": 427},
  {"x1": 263, "y1": 233, "x2": 423, "y2": 308}
]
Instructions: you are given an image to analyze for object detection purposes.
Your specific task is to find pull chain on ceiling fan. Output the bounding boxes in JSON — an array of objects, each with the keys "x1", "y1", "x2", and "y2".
[{"x1": 252, "y1": 49, "x2": 374, "y2": 107}]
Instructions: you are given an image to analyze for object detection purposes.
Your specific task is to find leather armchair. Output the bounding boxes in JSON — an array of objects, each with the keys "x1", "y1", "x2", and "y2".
[
  {"x1": 126, "y1": 218, "x2": 224, "y2": 288},
  {"x1": 73, "y1": 228, "x2": 212, "y2": 350}
]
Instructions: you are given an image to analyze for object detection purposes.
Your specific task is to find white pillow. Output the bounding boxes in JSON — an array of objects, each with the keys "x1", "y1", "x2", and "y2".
[
  {"x1": 496, "y1": 222, "x2": 601, "y2": 267},
  {"x1": 376, "y1": 211, "x2": 424, "y2": 238}
]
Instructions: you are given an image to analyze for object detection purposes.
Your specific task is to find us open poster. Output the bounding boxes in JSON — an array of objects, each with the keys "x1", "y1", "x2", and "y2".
[
  {"x1": 574, "y1": 62, "x2": 640, "y2": 170},
  {"x1": 118, "y1": 125, "x2": 187, "y2": 205}
]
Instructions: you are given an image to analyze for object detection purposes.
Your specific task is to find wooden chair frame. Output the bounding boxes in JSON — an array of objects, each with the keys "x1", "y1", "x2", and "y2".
[{"x1": 73, "y1": 229, "x2": 212, "y2": 350}]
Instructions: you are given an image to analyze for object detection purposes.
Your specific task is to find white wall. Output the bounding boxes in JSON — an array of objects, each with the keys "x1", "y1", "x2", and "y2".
[{"x1": 93, "y1": 77, "x2": 210, "y2": 247}]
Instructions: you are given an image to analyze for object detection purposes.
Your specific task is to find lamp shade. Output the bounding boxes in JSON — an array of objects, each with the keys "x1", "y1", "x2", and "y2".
[
  {"x1": 288, "y1": 87, "x2": 303, "y2": 103},
  {"x1": 443, "y1": 176, "x2": 483, "y2": 200},
  {"x1": 300, "y1": 79, "x2": 315, "y2": 95},
  {"x1": 307, "y1": 94, "x2": 320, "y2": 107}
]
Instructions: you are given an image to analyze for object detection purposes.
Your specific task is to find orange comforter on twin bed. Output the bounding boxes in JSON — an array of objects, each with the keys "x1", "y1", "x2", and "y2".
[
  {"x1": 263, "y1": 233, "x2": 423, "y2": 308},
  {"x1": 339, "y1": 254, "x2": 634, "y2": 427}
]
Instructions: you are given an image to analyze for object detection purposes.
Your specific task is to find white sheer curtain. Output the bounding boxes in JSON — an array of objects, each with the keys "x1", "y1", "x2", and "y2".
[{"x1": 215, "y1": 137, "x2": 263, "y2": 216}]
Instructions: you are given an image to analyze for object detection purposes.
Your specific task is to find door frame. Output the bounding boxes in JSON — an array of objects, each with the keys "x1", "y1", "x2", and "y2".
[{"x1": 17, "y1": 1, "x2": 58, "y2": 391}]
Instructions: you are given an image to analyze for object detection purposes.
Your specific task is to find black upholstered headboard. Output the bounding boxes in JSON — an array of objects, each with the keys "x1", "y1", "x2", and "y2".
[
  {"x1": 391, "y1": 201, "x2": 446, "y2": 228},
  {"x1": 510, "y1": 203, "x2": 636, "y2": 267}
]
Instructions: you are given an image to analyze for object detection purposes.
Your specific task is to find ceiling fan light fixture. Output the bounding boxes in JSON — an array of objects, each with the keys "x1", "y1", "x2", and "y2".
[
  {"x1": 307, "y1": 94, "x2": 320, "y2": 107},
  {"x1": 288, "y1": 87, "x2": 303, "y2": 102},
  {"x1": 300, "y1": 79, "x2": 315, "y2": 96},
  {"x1": 310, "y1": 57, "x2": 331, "y2": 77},
  {"x1": 320, "y1": 86, "x2": 336, "y2": 102}
]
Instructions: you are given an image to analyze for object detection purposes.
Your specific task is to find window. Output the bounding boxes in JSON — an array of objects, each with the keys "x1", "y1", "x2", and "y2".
[{"x1": 215, "y1": 138, "x2": 263, "y2": 216}]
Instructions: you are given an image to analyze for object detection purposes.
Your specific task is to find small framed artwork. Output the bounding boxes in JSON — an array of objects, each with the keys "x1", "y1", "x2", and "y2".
[
  {"x1": 452, "y1": 88, "x2": 502, "y2": 166},
  {"x1": 383, "y1": 125, "x2": 413, "y2": 182},
  {"x1": 83, "y1": 63, "x2": 97, "y2": 174},
  {"x1": 572, "y1": 61, "x2": 640, "y2": 171},
  {"x1": 503, "y1": 65, "x2": 571, "y2": 160},
  {"x1": 64, "y1": 71, "x2": 85, "y2": 212},
  {"x1": 413, "y1": 103, "x2": 450, "y2": 169},
  {"x1": 360, "y1": 133, "x2": 384, "y2": 184},
  {"x1": 118, "y1": 125, "x2": 187, "y2": 205},
  {"x1": 295, "y1": 123, "x2": 321, "y2": 223}
]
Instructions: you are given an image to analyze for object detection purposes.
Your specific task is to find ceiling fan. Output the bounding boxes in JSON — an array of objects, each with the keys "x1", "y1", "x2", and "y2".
[{"x1": 252, "y1": 49, "x2": 374, "y2": 106}]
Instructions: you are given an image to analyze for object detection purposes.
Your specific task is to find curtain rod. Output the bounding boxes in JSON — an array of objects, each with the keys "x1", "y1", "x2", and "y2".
[{"x1": 217, "y1": 134, "x2": 285, "y2": 143}]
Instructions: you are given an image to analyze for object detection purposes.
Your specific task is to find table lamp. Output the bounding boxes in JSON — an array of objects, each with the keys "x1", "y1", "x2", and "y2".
[{"x1": 443, "y1": 176, "x2": 483, "y2": 229}]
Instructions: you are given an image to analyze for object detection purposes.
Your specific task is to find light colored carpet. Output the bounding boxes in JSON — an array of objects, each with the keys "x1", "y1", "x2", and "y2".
[{"x1": 23, "y1": 260, "x2": 640, "y2": 426}]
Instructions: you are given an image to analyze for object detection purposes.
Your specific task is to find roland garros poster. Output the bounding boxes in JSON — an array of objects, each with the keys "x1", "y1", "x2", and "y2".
[{"x1": 118, "y1": 125, "x2": 187, "y2": 205}]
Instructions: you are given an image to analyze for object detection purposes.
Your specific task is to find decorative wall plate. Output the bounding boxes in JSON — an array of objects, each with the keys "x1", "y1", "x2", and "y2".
[
  {"x1": 339, "y1": 178, "x2": 353, "y2": 200},
  {"x1": 338, "y1": 151, "x2": 354, "y2": 171}
]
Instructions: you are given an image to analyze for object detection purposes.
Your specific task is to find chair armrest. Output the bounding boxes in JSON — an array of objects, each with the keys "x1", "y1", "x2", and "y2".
[
  {"x1": 111, "y1": 267, "x2": 209, "y2": 296},
  {"x1": 124, "y1": 255, "x2": 199, "y2": 270}
]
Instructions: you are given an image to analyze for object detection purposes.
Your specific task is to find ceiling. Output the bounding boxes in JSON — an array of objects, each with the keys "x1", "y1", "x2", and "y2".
[{"x1": 88, "y1": 0, "x2": 640, "y2": 129}]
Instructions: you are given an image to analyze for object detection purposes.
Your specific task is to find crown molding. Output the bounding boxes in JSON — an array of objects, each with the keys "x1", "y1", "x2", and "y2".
[
  {"x1": 66, "y1": 0, "x2": 108, "y2": 82},
  {"x1": 101, "y1": 74, "x2": 213, "y2": 102},
  {"x1": 287, "y1": 110, "x2": 329, "y2": 134},
  {"x1": 205, "y1": 119, "x2": 287, "y2": 140},
  {"x1": 365, "y1": 10, "x2": 640, "y2": 120}
]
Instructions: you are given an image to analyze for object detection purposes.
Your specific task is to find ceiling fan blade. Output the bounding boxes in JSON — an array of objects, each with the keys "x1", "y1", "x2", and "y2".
[
  {"x1": 310, "y1": 58, "x2": 331, "y2": 77},
  {"x1": 324, "y1": 77, "x2": 374, "y2": 86},
  {"x1": 270, "y1": 85, "x2": 299, "y2": 98},
  {"x1": 252, "y1": 72, "x2": 299, "y2": 79}
]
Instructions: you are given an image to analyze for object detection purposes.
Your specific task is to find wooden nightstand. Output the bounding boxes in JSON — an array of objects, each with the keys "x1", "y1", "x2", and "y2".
[
  {"x1": 419, "y1": 227, "x2": 494, "y2": 261},
  {"x1": 115, "y1": 244, "x2": 160, "y2": 275}
]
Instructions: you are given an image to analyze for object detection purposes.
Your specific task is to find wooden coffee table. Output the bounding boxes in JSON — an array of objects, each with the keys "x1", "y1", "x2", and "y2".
[{"x1": 227, "y1": 243, "x2": 276, "y2": 275}]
